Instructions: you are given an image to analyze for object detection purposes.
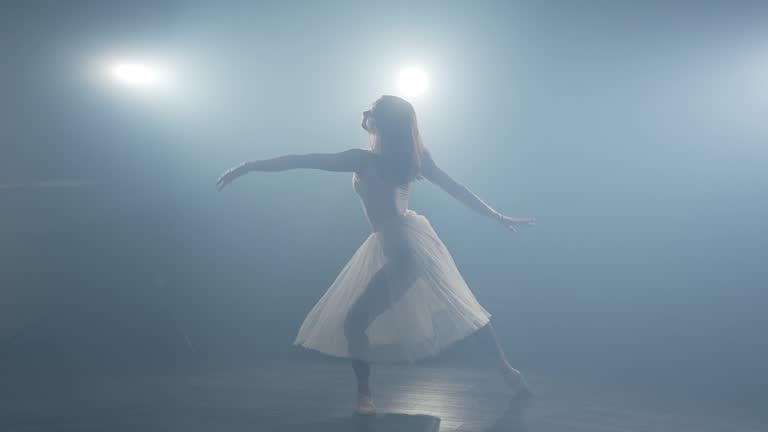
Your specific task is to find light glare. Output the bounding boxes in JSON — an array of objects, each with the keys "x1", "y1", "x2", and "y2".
[
  {"x1": 398, "y1": 67, "x2": 428, "y2": 97},
  {"x1": 111, "y1": 62, "x2": 162, "y2": 86}
]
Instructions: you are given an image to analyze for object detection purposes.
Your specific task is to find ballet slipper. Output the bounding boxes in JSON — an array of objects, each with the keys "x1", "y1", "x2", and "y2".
[
  {"x1": 502, "y1": 367, "x2": 534, "y2": 400},
  {"x1": 355, "y1": 394, "x2": 377, "y2": 416}
]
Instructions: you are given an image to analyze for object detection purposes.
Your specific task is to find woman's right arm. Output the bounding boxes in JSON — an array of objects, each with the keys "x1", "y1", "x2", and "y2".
[
  {"x1": 420, "y1": 148, "x2": 535, "y2": 231},
  {"x1": 216, "y1": 149, "x2": 370, "y2": 191}
]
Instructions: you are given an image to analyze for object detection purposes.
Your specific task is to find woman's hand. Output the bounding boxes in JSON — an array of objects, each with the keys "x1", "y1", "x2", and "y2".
[
  {"x1": 216, "y1": 163, "x2": 248, "y2": 191},
  {"x1": 498, "y1": 215, "x2": 536, "y2": 233}
]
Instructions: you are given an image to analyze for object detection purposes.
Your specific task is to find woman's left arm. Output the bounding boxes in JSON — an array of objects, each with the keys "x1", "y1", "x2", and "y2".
[{"x1": 216, "y1": 148, "x2": 370, "y2": 191}]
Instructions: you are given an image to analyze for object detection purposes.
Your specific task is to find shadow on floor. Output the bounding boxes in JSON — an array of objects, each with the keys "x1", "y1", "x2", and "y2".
[{"x1": 275, "y1": 413, "x2": 441, "y2": 432}]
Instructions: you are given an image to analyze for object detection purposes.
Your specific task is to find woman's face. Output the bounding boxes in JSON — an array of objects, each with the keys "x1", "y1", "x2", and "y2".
[{"x1": 361, "y1": 108, "x2": 375, "y2": 133}]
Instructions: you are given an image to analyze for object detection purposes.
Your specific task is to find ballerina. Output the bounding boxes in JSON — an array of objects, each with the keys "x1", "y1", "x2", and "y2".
[{"x1": 217, "y1": 95, "x2": 535, "y2": 415}]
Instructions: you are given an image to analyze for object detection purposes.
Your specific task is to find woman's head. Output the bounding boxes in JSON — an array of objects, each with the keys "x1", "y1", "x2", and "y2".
[{"x1": 361, "y1": 95, "x2": 424, "y2": 185}]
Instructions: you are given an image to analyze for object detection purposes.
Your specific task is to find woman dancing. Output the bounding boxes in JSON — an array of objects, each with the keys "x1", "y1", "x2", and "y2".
[{"x1": 216, "y1": 95, "x2": 534, "y2": 415}]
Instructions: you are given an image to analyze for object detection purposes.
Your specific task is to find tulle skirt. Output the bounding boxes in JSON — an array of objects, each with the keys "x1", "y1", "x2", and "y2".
[{"x1": 293, "y1": 210, "x2": 492, "y2": 363}]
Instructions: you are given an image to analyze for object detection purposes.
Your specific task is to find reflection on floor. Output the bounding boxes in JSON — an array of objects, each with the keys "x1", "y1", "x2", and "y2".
[
  {"x1": 0, "y1": 361, "x2": 764, "y2": 431},
  {"x1": 280, "y1": 413, "x2": 441, "y2": 432}
]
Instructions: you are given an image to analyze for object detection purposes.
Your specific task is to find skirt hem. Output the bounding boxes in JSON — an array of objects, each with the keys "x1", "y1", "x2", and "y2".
[{"x1": 292, "y1": 313, "x2": 492, "y2": 364}]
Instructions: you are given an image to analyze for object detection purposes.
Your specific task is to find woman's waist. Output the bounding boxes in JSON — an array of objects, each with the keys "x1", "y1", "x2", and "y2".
[{"x1": 369, "y1": 209, "x2": 421, "y2": 232}]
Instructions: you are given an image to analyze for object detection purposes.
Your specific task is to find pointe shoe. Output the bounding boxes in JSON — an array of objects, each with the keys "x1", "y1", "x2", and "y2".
[
  {"x1": 355, "y1": 394, "x2": 376, "y2": 416},
  {"x1": 502, "y1": 367, "x2": 534, "y2": 400}
]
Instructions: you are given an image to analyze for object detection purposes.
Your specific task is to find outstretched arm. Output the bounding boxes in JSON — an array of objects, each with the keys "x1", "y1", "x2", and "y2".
[
  {"x1": 420, "y1": 148, "x2": 535, "y2": 232},
  {"x1": 217, "y1": 148, "x2": 370, "y2": 191}
]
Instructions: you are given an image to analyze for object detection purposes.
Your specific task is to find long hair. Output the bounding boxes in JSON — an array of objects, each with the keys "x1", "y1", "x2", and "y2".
[{"x1": 369, "y1": 95, "x2": 424, "y2": 185}]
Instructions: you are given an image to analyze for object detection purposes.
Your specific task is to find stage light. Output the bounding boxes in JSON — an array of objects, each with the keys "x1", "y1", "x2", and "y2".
[
  {"x1": 111, "y1": 62, "x2": 163, "y2": 87},
  {"x1": 398, "y1": 66, "x2": 428, "y2": 97}
]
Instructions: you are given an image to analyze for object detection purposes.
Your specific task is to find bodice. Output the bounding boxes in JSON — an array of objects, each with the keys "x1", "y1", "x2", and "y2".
[{"x1": 352, "y1": 160, "x2": 411, "y2": 231}]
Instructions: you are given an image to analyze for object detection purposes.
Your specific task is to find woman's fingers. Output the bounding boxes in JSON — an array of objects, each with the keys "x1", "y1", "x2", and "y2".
[
  {"x1": 216, "y1": 171, "x2": 233, "y2": 191},
  {"x1": 501, "y1": 216, "x2": 537, "y2": 232}
]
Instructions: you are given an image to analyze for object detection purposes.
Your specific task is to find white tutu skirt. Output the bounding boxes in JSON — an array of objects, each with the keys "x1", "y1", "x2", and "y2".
[{"x1": 294, "y1": 210, "x2": 492, "y2": 363}]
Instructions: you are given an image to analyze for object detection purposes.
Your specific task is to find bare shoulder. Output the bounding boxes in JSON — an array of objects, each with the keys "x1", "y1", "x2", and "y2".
[
  {"x1": 342, "y1": 148, "x2": 376, "y2": 173},
  {"x1": 345, "y1": 148, "x2": 376, "y2": 158},
  {"x1": 347, "y1": 148, "x2": 376, "y2": 162}
]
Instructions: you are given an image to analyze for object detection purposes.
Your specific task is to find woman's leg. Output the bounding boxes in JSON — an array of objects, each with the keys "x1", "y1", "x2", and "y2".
[
  {"x1": 344, "y1": 256, "x2": 418, "y2": 400},
  {"x1": 478, "y1": 321, "x2": 532, "y2": 396},
  {"x1": 351, "y1": 359, "x2": 371, "y2": 397},
  {"x1": 478, "y1": 321, "x2": 514, "y2": 370},
  {"x1": 343, "y1": 267, "x2": 388, "y2": 400}
]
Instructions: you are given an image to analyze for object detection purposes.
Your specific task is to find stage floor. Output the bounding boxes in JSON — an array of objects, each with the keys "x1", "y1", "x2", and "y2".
[{"x1": 0, "y1": 360, "x2": 764, "y2": 431}]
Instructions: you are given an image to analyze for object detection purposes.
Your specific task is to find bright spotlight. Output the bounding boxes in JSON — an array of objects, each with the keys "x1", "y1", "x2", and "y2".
[
  {"x1": 398, "y1": 66, "x2": 428, "y2": 97},
  {"x1": 111, "y1": 62, "x2": 163, "y2": 86}
]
